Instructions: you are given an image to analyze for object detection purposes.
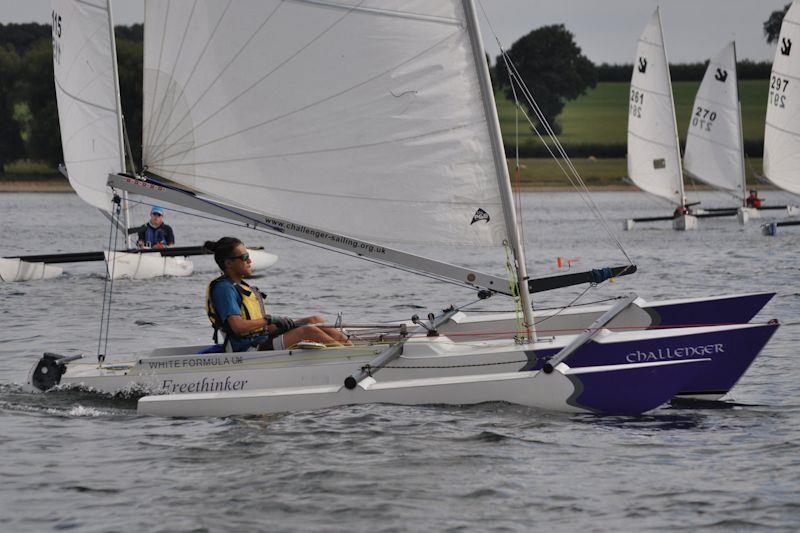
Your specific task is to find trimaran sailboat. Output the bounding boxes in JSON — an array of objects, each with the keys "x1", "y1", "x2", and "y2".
[
  {"x1": 0, "y1": 0, "x2": 276, "y2": 282},
  {"x1": 28, "y1": 0, "x2": 779, "y2": 417}
]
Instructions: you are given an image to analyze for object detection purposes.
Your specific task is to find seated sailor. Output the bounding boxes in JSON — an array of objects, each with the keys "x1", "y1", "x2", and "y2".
[
  {"x1": 204, "y1": 237, "x2": 349, "y2": 352},
  {"x1": 745, "y1": 189, "x2": 763, "y2": 209},
  {"x1": 128, "y1": 206, "x2": 175, "y2": 249}
]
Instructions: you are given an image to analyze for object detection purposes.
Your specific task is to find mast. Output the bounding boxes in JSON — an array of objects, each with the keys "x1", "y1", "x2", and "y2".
[
  {"x1": 106, "y1": 0, "x2": 132, "y2": 245},
  {"x1": 463, "y1": 0, "x2": 535, "y2": 341},
  {"x1": 733, "y1": 41, "x2": 747, "y2": 204},
  {"x1": 657, "y1": 7, "x2": 686, "y2": 207}
]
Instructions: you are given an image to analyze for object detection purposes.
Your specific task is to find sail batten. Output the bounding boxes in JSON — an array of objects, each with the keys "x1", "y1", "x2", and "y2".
[
  {"x1": 626, "y1": 8, "x2": 684, "y2": 206},
  {"x1": 143, "y1": 0, "x2": 508, "y2": 246}
]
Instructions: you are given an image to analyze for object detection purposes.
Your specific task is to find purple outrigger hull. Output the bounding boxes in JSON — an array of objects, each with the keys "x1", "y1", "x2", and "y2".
[
  {"x1": 641, "y1": 292, "x2": 775, "y2": 328},
  {"x1": 526, "y1": 322, "x2": 779, "y2": 405}
]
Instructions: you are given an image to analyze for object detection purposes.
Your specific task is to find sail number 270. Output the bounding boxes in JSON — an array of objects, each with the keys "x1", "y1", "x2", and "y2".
[
  {"x1": 691, "y1": 107, "x2": 717, "y2": 132},
  {"x1": 770, "y1": 75, "x2": 789, "y2": 108},
  {"x1": 629, "y1": 89, "x2": 645, "y2": 118}
]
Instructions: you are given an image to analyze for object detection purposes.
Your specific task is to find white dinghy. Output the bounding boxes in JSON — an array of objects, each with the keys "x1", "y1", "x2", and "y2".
[
  {"x1": 30, "y1": 0, "x2": 779, "y2": 417},
  {"x1": 684, "y1": 42, "x2": 798, "y2": 225},
  {"x1": 625, "y1": 8, "x2": 696, "y2": 231},
  {"x1": 762, "y1": 0, "x2": 800, "y2": 235}
]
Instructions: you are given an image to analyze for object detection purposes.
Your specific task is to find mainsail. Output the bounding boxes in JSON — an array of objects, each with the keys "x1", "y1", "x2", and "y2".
[
  {"x1": 683, "y1": 42, "x2": 745, "y2": 198},
  {"x1": 141, "y1": 0, "x2": 508, "y2": 246},
  {"x1": 764, "y1": 1, "x2": 800, "y2": 196},
  {"x1": 52, "y1": 0, "x2": 125, "y2": 213},
  {"x1": 627, "y1": 8, "x2": 684, "y2": 206}
]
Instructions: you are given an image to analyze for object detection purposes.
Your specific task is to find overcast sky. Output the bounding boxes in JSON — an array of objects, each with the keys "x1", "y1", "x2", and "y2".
[{"x1": 0, "y1": 0, "x2": 789, "y2": 64}]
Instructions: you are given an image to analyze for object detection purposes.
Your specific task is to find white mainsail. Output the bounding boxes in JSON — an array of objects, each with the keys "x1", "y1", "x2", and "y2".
[
  {"x1": 764, "y1": 1, "x2": 800, "y2": 196},
  {"x1": 627, "y1": 8, "x2": 684, "y2": 206},
  {"x1": 684, "y1": 42, "x2": 745, "y2": 198},
  {"x1": 52, "y1": 0, "x2": 125, "y2": 213},
  {"x1": 142, "y1": 0, "x2": 508, "y2": 246}
]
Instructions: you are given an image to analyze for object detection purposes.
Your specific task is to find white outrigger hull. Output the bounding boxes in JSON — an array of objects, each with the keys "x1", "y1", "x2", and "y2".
[
  {"x1": 0, "y1": 257, "x2": 63, "y2": 282},
  {"x1": 104, "y1": 251, "x2": 193, "y2": 279}
]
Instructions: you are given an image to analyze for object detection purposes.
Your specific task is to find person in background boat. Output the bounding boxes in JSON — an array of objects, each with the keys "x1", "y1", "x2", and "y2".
[
  {"x1": 746, "y1": 189, "x2": 763, "y2": 209},
  {"x1": 204, "y1": 237, "x2": 350, "y2": 352},
  {"x1": 128, "y1": 206, "x2": 175, "y2": 249}
]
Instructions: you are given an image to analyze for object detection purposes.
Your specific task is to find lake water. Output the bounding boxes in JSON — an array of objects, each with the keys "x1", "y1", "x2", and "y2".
[{"x1": 1, "y1": 191, "x2": 798, "y2": 531}]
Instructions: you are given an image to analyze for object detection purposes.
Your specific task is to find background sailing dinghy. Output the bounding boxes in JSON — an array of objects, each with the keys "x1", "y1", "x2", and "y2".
[
  {"x1": 0, "y1": 0, "x2": 277, "y2": 283},
  {"x1": 762, "y1": 0, "x2": 800, "y2": 235},
  {"x1": 30, "y1": 0, "x2": 780, "y2": 417},
  {"x1": 684, "y1": 42, "x2": 799, "y2": 225}
]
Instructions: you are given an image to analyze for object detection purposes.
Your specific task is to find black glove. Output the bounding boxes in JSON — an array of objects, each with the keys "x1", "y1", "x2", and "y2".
[{"x1": 269, "y1": 316, "x2": 296, "y2": 335}]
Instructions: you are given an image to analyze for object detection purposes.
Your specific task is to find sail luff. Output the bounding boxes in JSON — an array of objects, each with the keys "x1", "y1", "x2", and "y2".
[
  {"x1": 462, "y1": 0, "x2": 534, "y2": 340},
  {"x1": 734, "y1": 42, "x2": 747, "y2": 203}
]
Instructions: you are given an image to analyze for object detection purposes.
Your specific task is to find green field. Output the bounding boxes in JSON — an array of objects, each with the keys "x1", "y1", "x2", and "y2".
[{"x1": 497, "y1": 80, "x2": 769, "y2": 149}]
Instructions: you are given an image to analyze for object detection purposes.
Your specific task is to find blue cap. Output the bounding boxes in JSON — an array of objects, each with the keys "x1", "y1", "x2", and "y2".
[{"x1": 150, "y1": 206, "x2": 165, "y2": 215}]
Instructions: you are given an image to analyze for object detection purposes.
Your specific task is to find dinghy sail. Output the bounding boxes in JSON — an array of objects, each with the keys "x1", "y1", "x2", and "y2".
[
  {"x1": 762, "y1": 0, "x2": 800, "y2": 234},
  {"x1": 626, "y1": 8, "x2": 693, "y2": 230},
  {"x1": 52, "y1": 0, "x2": 126, "y2": 220},
  {"x1": 684, "y1": 43, "x2": 746, "y2": 201},
  {"x1": 139, "y1": 0, "x2": 534, "y2": 331}
]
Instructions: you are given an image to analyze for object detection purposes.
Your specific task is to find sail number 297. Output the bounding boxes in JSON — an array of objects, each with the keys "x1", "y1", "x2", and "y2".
[
  {"x1": 629, "y1": 89, "x2": 645, "y2": 118},
  {"x1": 770, "y1": 75, "x2": 789, "y2": 109},
  {"x1": 51, "y1": 10, "x2": 62, "y2": 65}
]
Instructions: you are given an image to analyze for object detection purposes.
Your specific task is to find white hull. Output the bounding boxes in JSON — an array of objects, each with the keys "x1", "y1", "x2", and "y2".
[
  {"x1": 0, "y1": 257, "x2": 63, "y2": 282},
  {"x1": 104, "y1": 251, "x2": 193, "y2": 280},
  {"x1": 672, "y1": 214, "x2": 698, "y2": 231}
]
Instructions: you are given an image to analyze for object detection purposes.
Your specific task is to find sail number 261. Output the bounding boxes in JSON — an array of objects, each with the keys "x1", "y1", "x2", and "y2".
[
  {"x1": 629, "y1": 89, "x2": 645, "y2": 118},
  {"x1": 770, "y1": 75, "x2": 789, "y2": 108}
]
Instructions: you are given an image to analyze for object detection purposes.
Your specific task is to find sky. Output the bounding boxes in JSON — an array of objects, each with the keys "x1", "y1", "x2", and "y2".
[{"x1": 0, "y1": 0, "x2": 789, "y2": 64}]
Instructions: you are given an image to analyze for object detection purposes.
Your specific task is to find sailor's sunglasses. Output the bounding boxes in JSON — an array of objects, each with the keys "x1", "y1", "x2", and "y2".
[
  {"x1": 228, "y1": 252, "x2": 250, "y2": 262},
  {"x1": 151, "y1": 212, "x2": 163, "y2": 217}
]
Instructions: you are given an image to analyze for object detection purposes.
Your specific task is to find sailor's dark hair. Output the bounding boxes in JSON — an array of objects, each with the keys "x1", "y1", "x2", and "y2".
[{"x1": 203, "y1": 237, "x2": 243, "y2": 272}]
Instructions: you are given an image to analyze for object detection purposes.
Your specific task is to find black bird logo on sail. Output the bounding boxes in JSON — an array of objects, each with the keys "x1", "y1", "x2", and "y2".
[
  {"x1": 471, "y1": 208, "x2": 490, "y2": 225},
  {"x1": 638, "y1": 57, "x2": 648, "y2": 74},
  {"x1": 715, "y1": 68, "x2": 728, "y2": 82},
  {"x1": 781, "y1": 37, "x2": 793, "y2": 56}
]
